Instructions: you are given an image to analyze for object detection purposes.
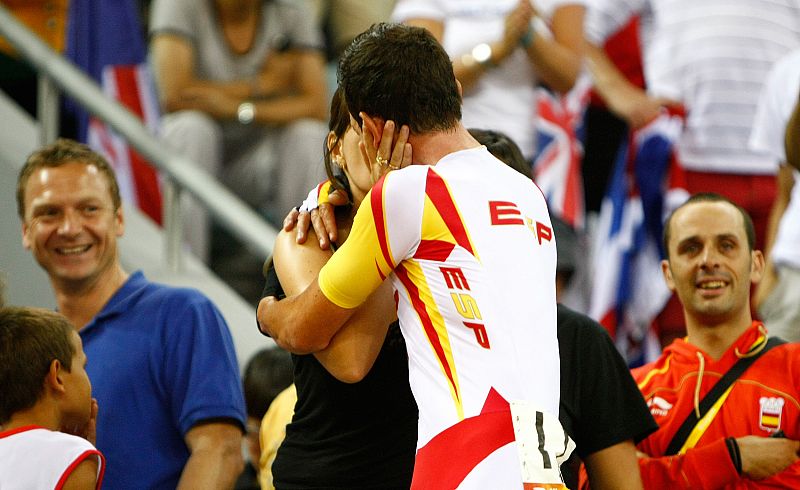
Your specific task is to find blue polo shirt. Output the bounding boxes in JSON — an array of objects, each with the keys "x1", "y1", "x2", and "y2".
[{"x1": 80, "y1": 271, "x2": 246, "y2": 489}]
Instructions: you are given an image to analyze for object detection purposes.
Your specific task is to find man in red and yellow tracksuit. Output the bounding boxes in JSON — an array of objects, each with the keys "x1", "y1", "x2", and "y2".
[
  {"x1": 634, "y1": 320, "x2": 800, "y2": 488},
  {"x1": 582, "y1": 193, "x2": 800, "y2": 489}
]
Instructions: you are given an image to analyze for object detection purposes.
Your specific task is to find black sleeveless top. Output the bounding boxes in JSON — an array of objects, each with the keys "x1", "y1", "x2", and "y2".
[{"x1": 262, "y1": 263, "x2": 418, "y2": 489}]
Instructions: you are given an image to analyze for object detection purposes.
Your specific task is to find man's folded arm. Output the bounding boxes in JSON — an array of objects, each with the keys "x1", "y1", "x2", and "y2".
[
  {"x1": 258, "y1": 279, "x2": 355, "y2": 354},
  {"x1": 637, "y1": 439, "x2": 740, "y2": 490}
]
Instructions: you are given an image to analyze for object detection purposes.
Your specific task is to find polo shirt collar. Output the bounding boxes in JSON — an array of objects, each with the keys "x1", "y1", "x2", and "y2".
[{"x1": 82, "y1": 271, "x2": 149, "y2": 332}]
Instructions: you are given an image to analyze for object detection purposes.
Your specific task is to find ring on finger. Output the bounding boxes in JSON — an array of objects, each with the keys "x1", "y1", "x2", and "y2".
[{"x1": 376, "y1": 155, "x2": 388, "y2": 167}]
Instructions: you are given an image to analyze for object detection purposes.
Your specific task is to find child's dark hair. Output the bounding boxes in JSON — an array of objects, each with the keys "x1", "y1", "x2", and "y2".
[{"x1": 0, "y1": 307, "x2": 76, "y2": 424}]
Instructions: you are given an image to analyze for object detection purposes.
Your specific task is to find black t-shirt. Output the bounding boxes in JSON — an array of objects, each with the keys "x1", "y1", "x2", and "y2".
[
  {"x1": 557, "y1": 304, "x2": 658, "y2": 487},
  {"x1": 262, "y1": 263, "x2": 418, "y2": 490}
]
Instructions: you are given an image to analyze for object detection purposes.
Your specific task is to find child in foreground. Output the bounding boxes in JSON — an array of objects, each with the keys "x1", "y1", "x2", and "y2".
[{"x1": 0, "y1": 306, "x2": 104, "y2": 489}]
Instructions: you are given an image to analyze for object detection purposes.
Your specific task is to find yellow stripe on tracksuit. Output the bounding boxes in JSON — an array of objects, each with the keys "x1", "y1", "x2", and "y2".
[{"x1": 679, "y1": 386, "x2": 734, "y2": 454}]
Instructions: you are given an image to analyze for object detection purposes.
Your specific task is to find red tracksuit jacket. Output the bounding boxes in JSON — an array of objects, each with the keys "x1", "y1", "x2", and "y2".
[{"x1": 633, "y1": 322, "x2": 800, "y2": 489}]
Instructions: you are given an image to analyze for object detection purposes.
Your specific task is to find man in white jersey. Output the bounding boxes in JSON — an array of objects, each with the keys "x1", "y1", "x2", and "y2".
[
  {"x1": 0, "y1": 307, "x2": 104, "y2": 489},
  {"x1": 258, "y1": 23, "x2": 571, "y2": 489},
  {"x1": 584, "y1": 0, "x2": 800, "y2": 252}
]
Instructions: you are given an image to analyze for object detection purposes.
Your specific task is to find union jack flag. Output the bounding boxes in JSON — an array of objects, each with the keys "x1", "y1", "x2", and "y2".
[
  {"x1": 532, "y1": 76, "x2": 592, "y2": 230},
  {"x1": 589, "y1": 109, "x2": 688, "y2": 366}
]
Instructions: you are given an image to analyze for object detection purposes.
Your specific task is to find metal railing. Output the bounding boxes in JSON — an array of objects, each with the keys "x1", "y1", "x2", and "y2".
[{"x1": 0, "y1": 5, "x2": 278, "y2": 270}]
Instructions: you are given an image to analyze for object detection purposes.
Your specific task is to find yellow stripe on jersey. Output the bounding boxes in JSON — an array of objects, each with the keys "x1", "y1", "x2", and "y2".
[
  {"x1": 397, "y1": 260, "x2": 464, "y2": 421},
  {"x1": 318, "y1": 183, "x2": 393, "y2": 309},
  {"x1": 421, "y1": 194, "x2": 455, "y2": 244},
  {"x1": 317, "y1": 180, "x2": 333, "y2": 205}
]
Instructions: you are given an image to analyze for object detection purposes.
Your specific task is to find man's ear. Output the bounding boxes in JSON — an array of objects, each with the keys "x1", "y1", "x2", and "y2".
[
  {"x1": 115, "y1": 206, "x2": 125, "y2": 237},
  {"x1": 750, "y1": 250, "x2": 765, "y2": 285},
  {"x1": 46, "y1": 359, "x2": 67, "y2": 395},
  {"x1": 661, "y1": 259, "x2": 676, "y2": 292},
  {"x1": 21, "y1": 221, "x2": 31, "y2": 250},
  {"x1": 456, "y1": 78, "x2": 463, "y2": 100},
  {"x1": 361, "y1": 113, "x2": 385, "y2": 147}
]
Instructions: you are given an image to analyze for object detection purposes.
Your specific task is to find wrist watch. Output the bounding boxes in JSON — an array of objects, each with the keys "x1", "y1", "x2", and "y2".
[{"x1": 237, "y1": 101, "x2": 255, "y2": 125}]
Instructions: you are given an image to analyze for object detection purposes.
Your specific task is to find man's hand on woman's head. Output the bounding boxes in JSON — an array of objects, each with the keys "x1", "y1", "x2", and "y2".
[{"x1": 359, "y1": 113, "x2": 413, "y2": 176}]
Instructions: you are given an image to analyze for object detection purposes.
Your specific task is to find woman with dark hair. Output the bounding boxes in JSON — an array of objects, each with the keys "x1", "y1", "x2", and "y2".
[{"x1": 262, "y1": 88, "x2": 418, "y2": 489}]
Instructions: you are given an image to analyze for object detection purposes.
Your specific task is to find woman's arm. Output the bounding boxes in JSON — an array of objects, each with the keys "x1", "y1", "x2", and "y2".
[{"x1": 272, "y1": 229, "x2": 396, "y2": 383}]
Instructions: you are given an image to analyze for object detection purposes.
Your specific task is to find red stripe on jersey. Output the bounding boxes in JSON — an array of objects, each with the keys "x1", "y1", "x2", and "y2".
[
  {"x1": 370, "y1": 174, "x2": 395, "y2": 270},
  {"x1": 375, "y1": 259, "x2": 386, "y2": 281},
  {"x1": 395, "y1": 264, "x2": 459, "y2": 403},
  {"x1": 414, "y1": 240, "x2": 456, "y2": 262},
  {"x1": 424, "y1": 169, "x2": 475, "y2": 257},
  {"x1": 113, "y1": 66, "x2": 162, "y2": 224},
  {"x1": 55, "y1": 449, "x2": 105, "y2": 490},
  {"x1": 412, "y1": 388, "x2": 514, "y2": 489},
  {"x1": 0, "y1": 425, "x2": 44, "y2": 438}
]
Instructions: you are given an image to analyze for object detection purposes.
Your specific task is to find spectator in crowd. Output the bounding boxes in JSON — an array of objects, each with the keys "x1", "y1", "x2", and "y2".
[
  {"x1": 392, "y1": 0, "x2": 585, "y2": 160},
  {"x1": 259, "y1": 23, "x2": 571, "y2": 488},
  {"x1": 235, "y1": 347, "x2": 293, "y2": 490},
  {"x1": 148, "y1": 0, "x2": 329, "y2": 260},
  {"x1": 0, "y1": 306, "x2": 104, "y2": 489},
  {"x1": 16, "y1": 138, "x2": 247, "y2": 489},
  {"x1": 584, "y1": 0, "x2": 800, "y2": 252},
  {"x1": 605, "y1": 193, "x2": 800, "y2": 488},
  {"x1": 750, "y1": 49, "x2": 800, "y2": 342}
]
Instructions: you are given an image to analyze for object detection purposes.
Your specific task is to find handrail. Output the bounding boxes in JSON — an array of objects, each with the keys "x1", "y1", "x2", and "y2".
[{"x1": 0, "y1": 5, "x2": 277, "y2": 260}]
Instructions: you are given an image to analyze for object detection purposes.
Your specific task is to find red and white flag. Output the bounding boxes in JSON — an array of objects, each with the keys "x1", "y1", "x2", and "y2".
[{"x1": 87, "y1": 64, "x2": 163, "y2": 224}]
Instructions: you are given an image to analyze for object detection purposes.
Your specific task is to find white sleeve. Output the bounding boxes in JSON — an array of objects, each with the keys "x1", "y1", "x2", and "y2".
[{"x1": 298, "y1": 185, "x2": 320, "y2": 213}]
